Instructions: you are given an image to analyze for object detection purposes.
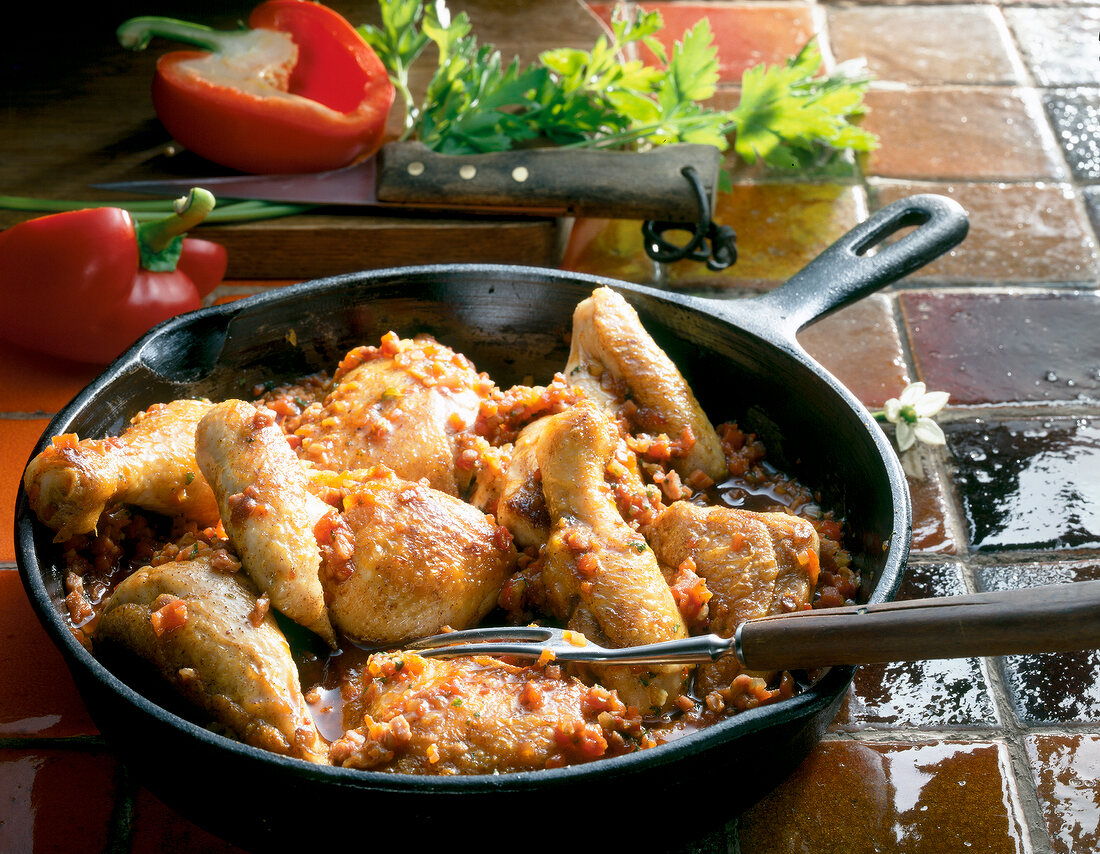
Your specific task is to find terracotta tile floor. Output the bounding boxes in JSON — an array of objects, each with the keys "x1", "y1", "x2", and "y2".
[{"x1": 3, "y1": 0, "x2": 1100, "y2": 851}]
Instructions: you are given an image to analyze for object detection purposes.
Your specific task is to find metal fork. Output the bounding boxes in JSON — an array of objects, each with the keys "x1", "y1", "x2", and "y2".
[
  {"x1": 404, "y1": 625, "x2": 736, "y2": 666},
  {"x1": 403, "y1": 580, "x2": 1100, "y2": 672}
]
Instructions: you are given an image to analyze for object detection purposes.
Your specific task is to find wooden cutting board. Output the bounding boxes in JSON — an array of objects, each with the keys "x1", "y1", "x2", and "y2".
[{"x1": 0, "y1": 1, "x2": 610, "y2": 278}]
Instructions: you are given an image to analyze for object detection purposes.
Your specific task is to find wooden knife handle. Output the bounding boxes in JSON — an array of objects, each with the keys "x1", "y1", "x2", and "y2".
[
  {"x1": 375, "y1": 142, "x2": 720, "y2": 220},
  {"x1": 736, "y1": 580, "x2": 1100, "y2": 671}
]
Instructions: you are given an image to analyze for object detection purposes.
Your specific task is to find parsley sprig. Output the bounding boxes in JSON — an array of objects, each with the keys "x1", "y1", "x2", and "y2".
[{"x1": 359, "y1": 0, "x2": 877, "y2": 167}]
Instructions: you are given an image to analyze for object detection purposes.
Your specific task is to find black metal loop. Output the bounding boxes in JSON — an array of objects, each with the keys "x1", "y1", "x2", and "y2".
[{"x1": 642, "y1": 165, "x2": 737, "y2": 271}]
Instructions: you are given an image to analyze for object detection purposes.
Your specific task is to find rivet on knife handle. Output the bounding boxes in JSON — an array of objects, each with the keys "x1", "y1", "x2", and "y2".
[{"x1": 376, "y1": 141, "x2": 721, "y2": 221}]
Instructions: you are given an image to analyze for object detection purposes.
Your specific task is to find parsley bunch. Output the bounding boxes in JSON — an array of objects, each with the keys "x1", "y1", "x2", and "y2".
[{"x1": 359, "y1": 0, "x2": 877, "y2": 168}]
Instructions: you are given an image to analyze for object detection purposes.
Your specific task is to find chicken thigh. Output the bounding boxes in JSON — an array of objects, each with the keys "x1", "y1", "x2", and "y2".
[
  {"x1": 293, "y1": 334, "x2": 494, "y2": 496},
  {"x1": 648, "y1": 501, "x2": 820, "y2": 695},
  {"x1": 535, "y1": 402, "x2": 689, "y2": 713},
  {"x1": 565, "y1": 287, "x2": 727, "y2": 482},
  {"x1": 319, "y1": 467, "x2": 517, "y2": 644},
  {"x1": 96, "y1": 548, "x2": 327, "y2": 763},
  {"x1": 195, "y1": 399, "x2": 337, "y2": 646},
  {"x1": 329, "y1": 652, "x2": 646, "y2": 774},
  {"x1": 23, "y1": 398, "x2": 219, "y2": 542}
]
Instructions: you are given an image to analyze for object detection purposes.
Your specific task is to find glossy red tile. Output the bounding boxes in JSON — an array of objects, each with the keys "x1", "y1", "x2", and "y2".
[
  {"x1": 0, "y1": 570, "x2": 97, "y2": 738},
  {"x1": 798, "y1": 294, "x2": 908, "y2": 410},
  {"x1": 828, "y1": 5, "x2": 1021, "y2": 85},
  {"x1": 1025, "y1": 734, "x2": 1100, "y2": 854},
  {"x1": 0, "y1": 748, "x2": 121, "y2": 854},
  {"x1": 900, "y1": 291, "x2": 1100, "y2": 406},
  {"x1": 861, "y1": 88, "x2": 1067, "y2": 181},
  {"x1": 738, "y1": 740, "x2": 1027, "y2": 853},
  {"x1": 874, "y1": 182, "x2": 1099, "y2": 285},
  {"x1": 907, "y1": 449, "x2": 964, "y2": 554},
  {"x1": 593, "y1": 3, "x2": 816, "y2": 83},
  {"x1": 0, "y1": 418, "x2": 51, "y2": 563}
]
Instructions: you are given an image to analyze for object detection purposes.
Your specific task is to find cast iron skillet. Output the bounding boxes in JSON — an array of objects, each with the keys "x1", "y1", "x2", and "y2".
[{"x1": 15, "y1": 194, "x2": 968, "y2": 852}]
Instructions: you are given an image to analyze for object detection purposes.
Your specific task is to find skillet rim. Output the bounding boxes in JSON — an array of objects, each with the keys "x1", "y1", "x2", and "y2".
[{"x1": 14, "y1": 262, "x2": 909, "y2": 792}]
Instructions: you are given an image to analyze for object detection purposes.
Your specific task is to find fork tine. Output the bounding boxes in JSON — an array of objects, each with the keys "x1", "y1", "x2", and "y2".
[
  {"x1": 413, "y1": 643, "x2": 553, "y2": 660},
  {"x1": 403, "y1": 625, "x2": 556, "y2": 650}
]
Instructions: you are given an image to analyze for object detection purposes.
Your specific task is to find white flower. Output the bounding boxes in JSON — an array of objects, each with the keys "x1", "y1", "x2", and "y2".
[{"x1": 882, "y1": 382, "x2": 949, "y2": 452}]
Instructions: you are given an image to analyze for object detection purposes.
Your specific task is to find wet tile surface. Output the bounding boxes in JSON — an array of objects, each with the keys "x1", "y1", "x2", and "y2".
[
  {"x1": 834, "y1": 561, "x2": 997, "y2": 729},
  {"x1": 738, "y1": 740, "x2": 1027, "y2": 853},
  {"x1": 798, "y1": 294, "x2": 908, "y2": 410},
  {"x1": 563, "y1": 183, "x2": 864, "y2": 289},
  {"x1": 945, "y1": 417, "x2": 1100, "y2": 551},
  {"x1": 874, "y1": 181, "x2": 1099, "y2": 285},
  {"x1": 1005, "y1": 7, "x2": 1100, "y2": 86},
  {"x1": 861, "y1": 88, "x2": 1066, "y2": 181},
  {"x1": 828, "y1": 5, "x2": 1021, "y2": 85},
  {"x1": 899, "y1": 290, "x2": 1100, "y2": 405},
  {"x1": 974, "y1": 562, "x2": 1100, "y2": 725},
  {"x1": 667, "y1": 182, "x2": 863, "y2": 289},
  {"x1": 0, "y1": 748, "x2": 121, "y2": 854},
  {"x1": 0, "y1": 570, "x2": 97, "y2": 738},
  {"x1": 907, "y1": 448, "x2": 964, "y2": 554},
  {"x1": 1044, "y1": 89, "x2": 1100, "y2": 182},
  {"x1": 1025, "y1": 734, "x2": 1100, "y2": 854}
]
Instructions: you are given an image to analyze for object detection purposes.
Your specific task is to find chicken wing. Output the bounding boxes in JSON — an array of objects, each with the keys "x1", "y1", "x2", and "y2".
[
  {"x1": 648, "y1": 501, "x2": 820, "y2": 695},
  {"x1": 536, "y1": 402, "x2": 689, "y2": 713},
  {"x1": 319, "y1": 467, "x2": 517, "y2": 644},
  {"x1": 293, "y1": 334, "x2": 493, "y2": 496},
  {"x1": 195, "y1": 399, "x2": 336, "y2": 646},
  {"x1": 23, "y1": 399, "x2": 219, "y2": 542},
  {"x1": 565, "y1": 287, "x2": 727, "y2": 482},
  {"x1": 329, "y1": 652, "x2": 646, "y2": 774},
  {"x1": 96, "y1": 550, "x2": 327, "y2": 763}
]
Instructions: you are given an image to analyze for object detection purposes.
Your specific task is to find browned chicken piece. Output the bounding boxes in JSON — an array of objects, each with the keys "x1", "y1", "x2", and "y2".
[
  {"x1": 292, "y1": 334, "x2": 494, "y2": 496},
  {"x1": 496, "y1": 417, "x2": 552, "y2": 550},
  {"x1": 329, "y1": 651, "x2": 647, "y2": 774},
  {"x1": 497, "y1": 416, "x2": 661, "y2": 552},
  {"x1": 23, "y1": 399, "x2": 220, "y2": 542},
  {"x1": 648, "y1": 501, "x2": 820, "y2": 696},
  {"x1": 318, "y1": 467, "x2": 517, "y2": 645},
  {"x1": 565, "y1": 286, "x2": 727, "y2": 482},
  {"x1": 96, "y1": 550, "x2": 327, "y2": 764},
  {"x1": 536, "y1": 402, "x2": 690, "y2": 714},
  {"x1": 195, "y1": 400, "x2": 337, "y2": 647}
]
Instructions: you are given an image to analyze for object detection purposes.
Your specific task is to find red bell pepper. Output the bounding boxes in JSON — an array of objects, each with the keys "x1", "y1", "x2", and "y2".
[
  {"x1": 117, "y1": 1, "x2": 396, "y2": 174},
  {"x1": 0, "y1": 189, "x2": 227, "y2": 364}
]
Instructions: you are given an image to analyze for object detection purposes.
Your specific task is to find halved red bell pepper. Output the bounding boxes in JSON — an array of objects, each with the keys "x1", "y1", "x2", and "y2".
[
  {"x1": 0, "y1": 189, "x2": 227, "y2": 364},
  {"x1": 118, "y1": 0, "x2": 396, "y2": 174}
]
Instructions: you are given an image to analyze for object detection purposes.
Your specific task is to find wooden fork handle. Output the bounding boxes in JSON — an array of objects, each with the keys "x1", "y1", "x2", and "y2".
[{"x1": 735, "y1": 580, "x2": 1100, "y2": 671}]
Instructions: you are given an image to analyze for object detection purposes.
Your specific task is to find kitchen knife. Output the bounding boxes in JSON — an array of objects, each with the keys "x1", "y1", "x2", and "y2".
[{"x1": 95, "y1": 141, "x2": 721, "y2": 221}]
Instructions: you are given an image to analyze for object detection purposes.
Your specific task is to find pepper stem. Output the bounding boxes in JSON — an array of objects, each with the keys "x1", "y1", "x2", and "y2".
[
  {"x1": 134, "y1": 188, "x2": 217, "y2": 272},
  {"x1": 117, "y1": 15, "x2": 250, "y2": 54}
]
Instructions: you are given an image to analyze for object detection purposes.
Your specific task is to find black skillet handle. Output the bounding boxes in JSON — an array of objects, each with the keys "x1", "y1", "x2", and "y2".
[{"x1": 744, "y1": 194, "x2": 969, "y2": 337}]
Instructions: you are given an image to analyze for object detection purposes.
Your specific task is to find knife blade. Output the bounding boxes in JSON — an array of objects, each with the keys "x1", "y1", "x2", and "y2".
[{"x1": 94, "y1": 141, "x2": 720, "y2": 221}]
